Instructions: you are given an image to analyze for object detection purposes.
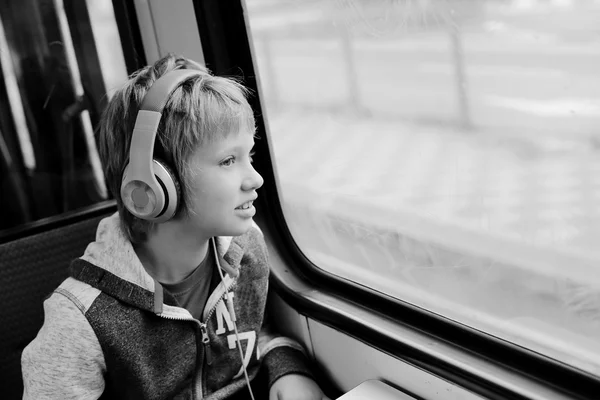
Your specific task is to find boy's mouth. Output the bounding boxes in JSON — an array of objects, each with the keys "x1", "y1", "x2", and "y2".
[{"x1": 235, "y1": 201, "x2": 253, "y2": 210}]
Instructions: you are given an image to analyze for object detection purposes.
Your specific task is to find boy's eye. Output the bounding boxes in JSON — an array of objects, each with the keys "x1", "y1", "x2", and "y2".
[
  {"x1": 220, "y1": 157, "x2": 235, "y2": 167},
  {"x1": 249, "y1": 151, "x2": 255, "y2": 163}
]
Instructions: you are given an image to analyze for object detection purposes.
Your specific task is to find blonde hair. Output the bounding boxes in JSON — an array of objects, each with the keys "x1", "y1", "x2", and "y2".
[{"x1": 97, "y1": 54, "x2": 255, "y2": 243}]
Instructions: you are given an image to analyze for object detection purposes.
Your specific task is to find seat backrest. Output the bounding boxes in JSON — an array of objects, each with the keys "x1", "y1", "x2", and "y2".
[{"x1": 0, "y1": 214, "x2": 107, "y2": 400}]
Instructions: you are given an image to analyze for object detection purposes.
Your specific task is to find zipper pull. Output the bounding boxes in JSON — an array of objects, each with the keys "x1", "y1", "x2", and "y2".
[{"x1": 200, "y1": 323, "x2": 212, "y2": 365}]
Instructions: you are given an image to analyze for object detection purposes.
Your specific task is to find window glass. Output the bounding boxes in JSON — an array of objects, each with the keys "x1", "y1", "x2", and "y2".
[
  {"x1": 0, "y1": 0, "x2": 128, "y2": 233},
  {"x1": 245, "y1": 0, "x2": 600, "y2": 375}
]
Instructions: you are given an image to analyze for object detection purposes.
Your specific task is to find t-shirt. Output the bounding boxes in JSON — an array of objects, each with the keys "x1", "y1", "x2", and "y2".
[{"x1": 161, "y1": 242, "x2": 218, "y2": 321}]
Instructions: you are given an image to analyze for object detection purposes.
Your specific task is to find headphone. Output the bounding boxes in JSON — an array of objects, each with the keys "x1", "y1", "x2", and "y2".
[{"x1": 120, "y1": 69, "x2": 202, "y2": 223}]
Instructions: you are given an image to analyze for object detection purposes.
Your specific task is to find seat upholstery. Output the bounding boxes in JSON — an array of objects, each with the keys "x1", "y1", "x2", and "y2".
[{"x1": 0, "y1": 215, "x2": 106, "y2": 400}]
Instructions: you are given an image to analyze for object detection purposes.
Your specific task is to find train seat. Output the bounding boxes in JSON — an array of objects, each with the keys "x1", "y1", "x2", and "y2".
[{"x1": 0, "y1": 214, "x2": 107, "y2": 400}]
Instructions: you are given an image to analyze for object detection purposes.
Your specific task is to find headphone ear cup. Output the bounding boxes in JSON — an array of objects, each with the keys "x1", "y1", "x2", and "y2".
[
  {"x1": 121, "y1": 162, "x2": 161, "y2": 219},
  {"x1": 152, "y1": 159, "x2": 181, "y2": 222}
]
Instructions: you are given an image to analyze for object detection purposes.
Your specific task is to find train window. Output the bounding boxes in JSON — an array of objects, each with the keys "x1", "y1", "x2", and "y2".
[
  {"x1": 245, "y1": 0, "x2": 600, "y2": 376},
  {"x1": 0, "y1": 0, "x2": 128, "y2": 233}
]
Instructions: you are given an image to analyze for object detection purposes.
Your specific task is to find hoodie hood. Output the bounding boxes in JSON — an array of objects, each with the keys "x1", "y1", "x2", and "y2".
[
  {"x1": 70, "y1": 212, "x2": 237, "y2": 315},
  {"x1": 79, "y1": 213, "x2": 155, "y2": 292}
]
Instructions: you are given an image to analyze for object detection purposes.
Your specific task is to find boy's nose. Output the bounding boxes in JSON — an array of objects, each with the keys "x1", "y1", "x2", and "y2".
[{"x1": 242, "y1": 166, "x2": 264, "y2": 191}]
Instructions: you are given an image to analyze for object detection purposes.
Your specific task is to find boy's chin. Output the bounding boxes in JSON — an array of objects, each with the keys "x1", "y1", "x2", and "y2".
[
  {"x1": 221, "y1": 220, "x2": 254, "y2": 237},
  {"x1": 175, "y1": 215, "x2": 253, "y2": 237}
]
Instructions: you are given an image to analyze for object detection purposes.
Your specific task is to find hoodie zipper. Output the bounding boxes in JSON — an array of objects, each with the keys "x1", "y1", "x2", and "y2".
[
  {"x1": 199, "y1": 322, "x2": 212, "y2": 365},
  {"x1": 197, "y1": 279, "x2": 237, "y2": 397},
  {"x1": 198, "y1": 277, "x2": 237, "y2": 366},
  {"x1": 159, "y1": 278, "x2": 237, "y2": 399}
]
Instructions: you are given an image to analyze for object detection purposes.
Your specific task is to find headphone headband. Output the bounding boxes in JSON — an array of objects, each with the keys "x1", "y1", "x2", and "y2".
[
  {"x1": 120, "y1": 69, "x2": 203, "y2": 222},
  {"x1": 140, "y1": 69, "x2": 201, "y2": 112}
]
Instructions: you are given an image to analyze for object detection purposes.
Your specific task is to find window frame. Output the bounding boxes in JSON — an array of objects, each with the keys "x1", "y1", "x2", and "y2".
[
  {"x1": 110, "y1": 0, "x2": 147, "y2": 75},
  {"x1": 192, "y1": 0, "x2": 600, "y2": 399}
]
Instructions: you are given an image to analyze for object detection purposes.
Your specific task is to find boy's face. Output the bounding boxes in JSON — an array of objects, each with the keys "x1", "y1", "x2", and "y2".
[{"x1": 181, "y1": 130, "x2": 263, "y2": 238}]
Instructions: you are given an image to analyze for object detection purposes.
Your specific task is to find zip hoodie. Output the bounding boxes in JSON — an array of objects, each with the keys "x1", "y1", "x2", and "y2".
[{"x1": 21, "y1": 213, "x2": 312, "y2": 400}]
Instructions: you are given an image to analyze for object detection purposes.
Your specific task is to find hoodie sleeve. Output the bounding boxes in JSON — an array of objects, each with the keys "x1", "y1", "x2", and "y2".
[
  {"x1": 244, "y1": 223, "x2": 314, "y2": 388},
  {"x1": 21, "y1": 291, "x2": 106, "y2": 400},
  {"x1": 257, "y1": 315, "x2": 315, "y2": 389}
]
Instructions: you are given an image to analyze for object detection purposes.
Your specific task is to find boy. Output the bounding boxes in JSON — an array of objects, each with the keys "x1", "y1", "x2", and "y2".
[{"x1": 21, "y1": 54, "x2": 329, "y2": 400}]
